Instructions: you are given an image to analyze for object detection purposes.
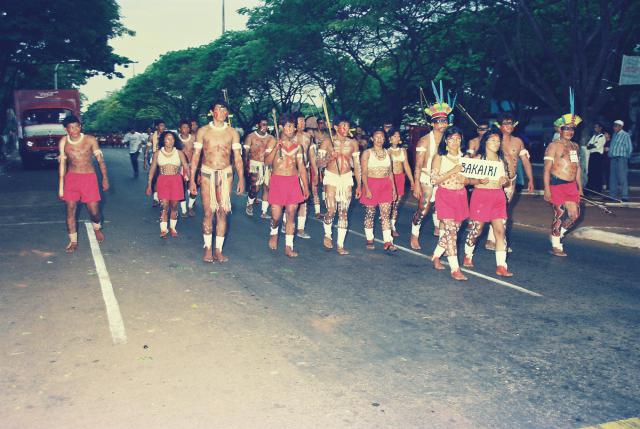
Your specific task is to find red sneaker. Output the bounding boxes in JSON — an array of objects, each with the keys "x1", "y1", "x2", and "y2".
[
  {"x1": 451, "y1": 269, "x2": 468, "y2": 281},
  {"x1": 463, "y1": 255, "x2": 474, "y2": 268},
  {"x1": 496, "y1": 265, "x2": 514, "y2": 277}
]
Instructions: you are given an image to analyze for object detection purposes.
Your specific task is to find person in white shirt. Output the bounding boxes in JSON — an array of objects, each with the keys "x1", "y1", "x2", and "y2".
[
  {"x1": 123, "y1": 128, "x2": 143, "y2": 178},
  {"x1": 586, "y1": 122, "x2": 607, "y2": 193}
]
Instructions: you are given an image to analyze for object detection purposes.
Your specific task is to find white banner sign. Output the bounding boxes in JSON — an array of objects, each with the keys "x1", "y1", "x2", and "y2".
[
  {"x1": 460, "y1": 158, "x2": 503, "y2": 179},
  {"x1": 619, "y1": 55, "x2": 640, "y2": 85}
]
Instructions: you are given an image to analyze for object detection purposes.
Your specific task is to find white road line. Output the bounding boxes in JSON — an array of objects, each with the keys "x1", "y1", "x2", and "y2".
[
  {"x1": 84, "y1": 222, "x2": 127, "y2": 344},
  {"x1": 310, "y1": 218, "x2": 543, "y2": 297},
  {"x1": 0, "y1": 220, "x2": 112, "y2": 227}
]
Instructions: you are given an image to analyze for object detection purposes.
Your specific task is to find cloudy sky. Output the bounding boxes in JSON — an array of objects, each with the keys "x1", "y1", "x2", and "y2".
[{"x1": 80, "y1": 0, "x2": 261, "y2": 106}]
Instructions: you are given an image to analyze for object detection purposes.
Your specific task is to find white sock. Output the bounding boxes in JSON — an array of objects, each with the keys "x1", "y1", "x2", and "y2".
[
  {"x1": 203, "y1": 234, "x2": 212, "y2": 248},
  {"x1": 153, "y1": 192, "x2": 158, "y2": 202},
  {"x1": 170, "y1": 218, "x2": 177, "y2": 230},
  {"x1": 248, "y1": 197, "x2": 255, "y2": 205},
  {"x1": 92, "y1": 222, "x2": 101, "y2": 231},
  {"x1": 464, "y1": 244, "x2": 475, "y2": 257},
  {"x1": 487, "y1": 225, "x2": 495, "y2": 242},
  {"x1": 448, "y1": 256, "x2": 460, "y2": 271},
  {"x1": 433, "y1": 245, "x2": 446, "y2": 258},
  {"x1": 439, "y1": 227, "x2": 445, "y2": 239},
  {"x1": 215, "y1": 236, "x2": 225, "y2": 251},
  {"x1": 180, "y1": 201, "x2": 187, "y2": 213},
  {"x1": 188, "y1": 196, "x2": 196, "y2": 208},
  {"x1": 314, "y1": 203, "x2": 320, "y2": 214},
  {"x1": 160, "y1": 221, "x2": 167, "y2": 232},
  {"x1": 281, "y1": 213, "x2": 287, "y2": 231},
  {"x1": 411, "y1": 223, "x2": 420, "y2": 237},
  {"x1": 551, "y1": 235, "x2": 562, "y2": 250},
  {"x1": 261, "y1": 201, "x2": 269, "y2": 213},
  {"x1": 270, "y1": 226, "x2": 278, "y2": 236},
  {"x1": 391, "y1": 219, "x2": 396, "y2": 230},
  {"x1": 323, "y1": 223, "x2": 332, "y2": 238},
  {"x1": 432, "y1": 213, "x2": 438, "y2": 228},
  {"x1": 382, "y1": 229, "x2": 392, "y2": 243},
  {"x1": 337, "y1": 228, "x2": 347, "y2": 247},
  {"x1": 496, "y1": 250, "x2": 507, "y2": 268},
  {"x1": 285, "y1": 234, "x2": 294, "y2": 248},
  {"x1": 297, "y1": 216, "x2": 306, "y2": 231},
  {"x1": 69, "y1": 232, "x2": 78, "y2": 243},
  {"x1": 560, "y1": 227, "x2": 567, "y2": 238},
  {"x1": 365, "y1": 227, "x2": 374, "y2": 241}
]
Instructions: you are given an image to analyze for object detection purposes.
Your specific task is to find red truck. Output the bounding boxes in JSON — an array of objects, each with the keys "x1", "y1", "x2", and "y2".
[{"x1": 14, "y1": 89, "x2": 81, "y2": 168}]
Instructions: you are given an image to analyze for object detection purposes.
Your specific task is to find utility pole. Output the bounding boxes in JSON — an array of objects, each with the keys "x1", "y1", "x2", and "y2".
[{"x1": 221, "y1": 0, "x2": 226, "y2": 34}]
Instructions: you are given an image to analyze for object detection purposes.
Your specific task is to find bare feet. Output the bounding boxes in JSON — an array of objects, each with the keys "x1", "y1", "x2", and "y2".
[
  {"x1": 65, "y1": 242, "x2": 78, "y2": 253},
  {"x1": 384, "y1": 242, "x2": 397, "y2": 252},
  {"x1": 94, "y1": 229, "x2": 105, "y2": 243},
  {"x1": 451, "y1": 269, "x2": 468, "y2": 281},
  {"x1": 246, "y1": 205, "x2": 254, "y2": 216},
  {"x1": 410, "y1": 234, "x2": 421, "y2": 250},
  {"x1": 285, "y1": 246, "x2": 298, "y2": 258},
  {"x1": 549, "y1": 247, "x2": 567, "y2": 257},
  {"x1": 365, "y1": 240, "x2": 375, "y2": 250},
  {"x1": 432, "y1": 256, "x2": 445, "y2": 270},
  {"x1": 169, "y1": 229, "x2": 178, "y2": 238},
  {"x1": 336, "y1": 247, "x2": 349, "y2": 255},
  {"x1": 296, "y1": 230, "x2": 311, "y2": 239},
  {"x1": 496, "y1": 265, "x2": 514, "y2": 277},
  {"x1": 203, "y1": 246, "x2": 214, "y2": 263},
  {"x1": 160, "y1": 230, "x2": 168, "y2": 239},
  {"x1": 269, "y1": 235, "x2": 278, "y2": 250},
  {"x1": 214, "y1": 250, "x2": 229, "y2": 263},
  {"x1": 323, "y1": 236, "x2": 333, "y2": 249},
  {"x1": 463, "y1": 256, "x2": 474, "y2": 268}
]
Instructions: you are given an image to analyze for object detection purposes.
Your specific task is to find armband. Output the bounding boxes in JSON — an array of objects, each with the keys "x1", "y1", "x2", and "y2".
[
  {"x1": 58, "y1": 154, "x2": 67, "y2": 162},
  {"x1": 93, "y1": 149, "x2": 104, "y2": 158},
  {"x1": 194, "y1": 142, "x2": 203, "y2": 150},
  {"x1": 415, "y1": 147, "x2": 427, "y2": 153},
  {"x1": 543, "y1": 156, "x2": 554, "y2": 163},
  {"x1": 519, "y1": 149, "x2": 530, "y2": 159},
  {"x1": 232, "y1": 143, "x2": 242, "y2": 150},
  {"x1": 265, "y1": 148, "x2": 273, "y2": 154}
]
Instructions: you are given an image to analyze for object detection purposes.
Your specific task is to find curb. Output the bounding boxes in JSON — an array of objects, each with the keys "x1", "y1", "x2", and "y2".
[{"x1": 572, "y1": 227, "x2": 640, "y2": 249}]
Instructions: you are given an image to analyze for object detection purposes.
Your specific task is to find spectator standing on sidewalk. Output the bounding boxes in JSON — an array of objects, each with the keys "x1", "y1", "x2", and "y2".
[
  {"x1": 123, "y1": 128, "x2": 143, "y2": 178},
  {"x1": 586, "y1": 122, "x2": 607, "y2": 193},
  {"x1": 608, "y1": 120, "x2": 633, "y2": 201}
]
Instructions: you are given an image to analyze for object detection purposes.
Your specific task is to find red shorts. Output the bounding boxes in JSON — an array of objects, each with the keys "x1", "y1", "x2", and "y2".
[
  {"x1": 435, "y1": 187, "x2": 469, "y2": 222},
  {"x1": 550, "y1": 182, "x2": 580, "y2": 206},
  {"x1": 360, "y1": 177, "x2": 393, "y2": 206},
  {"x1": 157, "y1": 174, "x2": 185, "y2": 201},
  {"x1": 63, "y1": 172, "x2": 101, "y2": 203},
  {"x1": 394, "y1": 173, "x2": 406, "y2": 197},
  {"x1": 469, "y1": 188, "x2": 507, "y2": 222},
  {"x1": 268, "y1": 174, "x2": 304, "y2": 205}
]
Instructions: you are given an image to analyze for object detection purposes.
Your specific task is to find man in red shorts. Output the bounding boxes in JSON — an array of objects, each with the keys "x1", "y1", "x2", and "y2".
[
  {"x1": 543, "y1": 98, "x2": 583, "y2": 257},
  {"x1": 264, "y1": 114, "x2": 310, "y2": 257},
  {"x1": 58, "y1": 115, "x2": 109, "y2": 252}
]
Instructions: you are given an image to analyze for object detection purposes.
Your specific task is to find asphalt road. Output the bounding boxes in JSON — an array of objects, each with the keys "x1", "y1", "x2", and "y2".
[{"x1": 1, "y1": 149, "x2": 638, "y2": 429}]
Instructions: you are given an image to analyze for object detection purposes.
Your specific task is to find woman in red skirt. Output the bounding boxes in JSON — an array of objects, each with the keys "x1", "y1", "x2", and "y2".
[
  {"x1": 389, "y1": 130, "x2": 415, "y2": 237},
  {"x1": 463, "y1": 129, "x2": 513, "y2": 277},
  {"x1": 146, "y1": 131, "x2": 190, "y2": 238},
  {"x1": 430, "y1": 126, "x2": 470, "y2": 281},
  {"x1": 360, "y1": 129, "x2": 397, "y2": 251}
]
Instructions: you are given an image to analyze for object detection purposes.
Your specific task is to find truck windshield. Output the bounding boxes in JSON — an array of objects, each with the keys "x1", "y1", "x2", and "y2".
[{"x1": 22, "y1": 109, "x2": 73, "y2": 126}]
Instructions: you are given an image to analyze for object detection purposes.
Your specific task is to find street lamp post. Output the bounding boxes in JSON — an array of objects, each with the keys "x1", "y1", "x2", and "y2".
[
  {"x1": 53, "y1": 60, "x2": 80, "y2": 89},
  {"x1": 222, "y1": 0, "x2": 226, "y2": 34}
]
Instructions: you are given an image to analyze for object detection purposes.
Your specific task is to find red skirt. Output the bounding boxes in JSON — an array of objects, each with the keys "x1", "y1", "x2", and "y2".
[
  {"x1": 268, "y1": 174, "x2": 304, "y2": 205},
  {"x1": 360, "y1": 177, "x2": 393, "y2": 206},
  {"x1": 469, "y1": 188, "x2": 507, "y2": 222},
  {"x1": 394, "y1": 173, "x2": 406, "y2": 197},
  {"x1": 63, "y1": 172, "x2": 101, "y2": 203},
  {"x1": 550, "y1": 182, "x2": 580, "y2": 206},
  {"x1": 435, "y1": 187, "x2": 469, "y2": 222},
  {"x1": 157, "y1": 174, "x2": 185, "y2": 201}
]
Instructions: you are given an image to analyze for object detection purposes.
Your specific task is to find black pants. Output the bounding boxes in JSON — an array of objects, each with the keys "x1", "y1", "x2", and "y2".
[
  {"x1": 130, "y1": 152, "x2": 139, "y2": 177},
  {"x1": 587, "y1": 152, "x2": 605, "y2": 192}
]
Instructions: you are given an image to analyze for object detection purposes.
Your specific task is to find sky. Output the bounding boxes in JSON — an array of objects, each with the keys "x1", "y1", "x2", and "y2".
[{"x1": 80, "y1": 0, "x2": 261, "y2": 107}]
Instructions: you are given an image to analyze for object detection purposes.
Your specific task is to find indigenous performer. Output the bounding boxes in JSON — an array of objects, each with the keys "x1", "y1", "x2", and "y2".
[
  {"x1": 389, "y1": 130, "x2": 415, "y2": 237},
  {"x1": 146, "y1": 131, "x2": 190, "y2": 237},
  {"x1": 177, "y1": 119, "x2": 197, "y2": 218},
  {"x1": 57, "y1": 115, "x2": 109, "y2": 252},
  {"x1": 292, "y1": 112, "x2": 316, "y2": 239},
  {"x1": 411, "y1": 83, "x2": 451, "y2": 250},
  {"x1": 244, "y1": 117, "x2": 275, "y2": 218},
  {"x1": 485, "y1": 112, "x2": 535, "y2": 250},
  {"x1": 317, "y1": 116, "x2": 362, "y2": 255},
  {"x1": 189, "y1": 100, "x2": 245, "y2": 263},
  {"x1": 543, "y1": 91, "x2": 583, "y2": 256},
  {"x1": 430, "y1": 126, "x2": 470, "y2": 281},
  {"x1": 264, "y1": 114, "x2": 310, "y2": 257},
  {"x1": 360, "y1": 129, "x2": 397, "y2": 251},
  {"x1": 466, "y1": 120, "x2": 490, "y2": 156},
  {"x1": 354, "y1": 127, "x2": 369, "y2": 153},
  {"x1": 313, "y1": 117, "x2": 332, "y2": 218},
  {"x1": 144, "y1": 119, "x2": 166, "y2": 207},
  {"x1": 463, "y1": 129, "x2": 513, "y2": 276},
  {"x1": 190, "y1": 119, "x2": 199, "y2": 136}
]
